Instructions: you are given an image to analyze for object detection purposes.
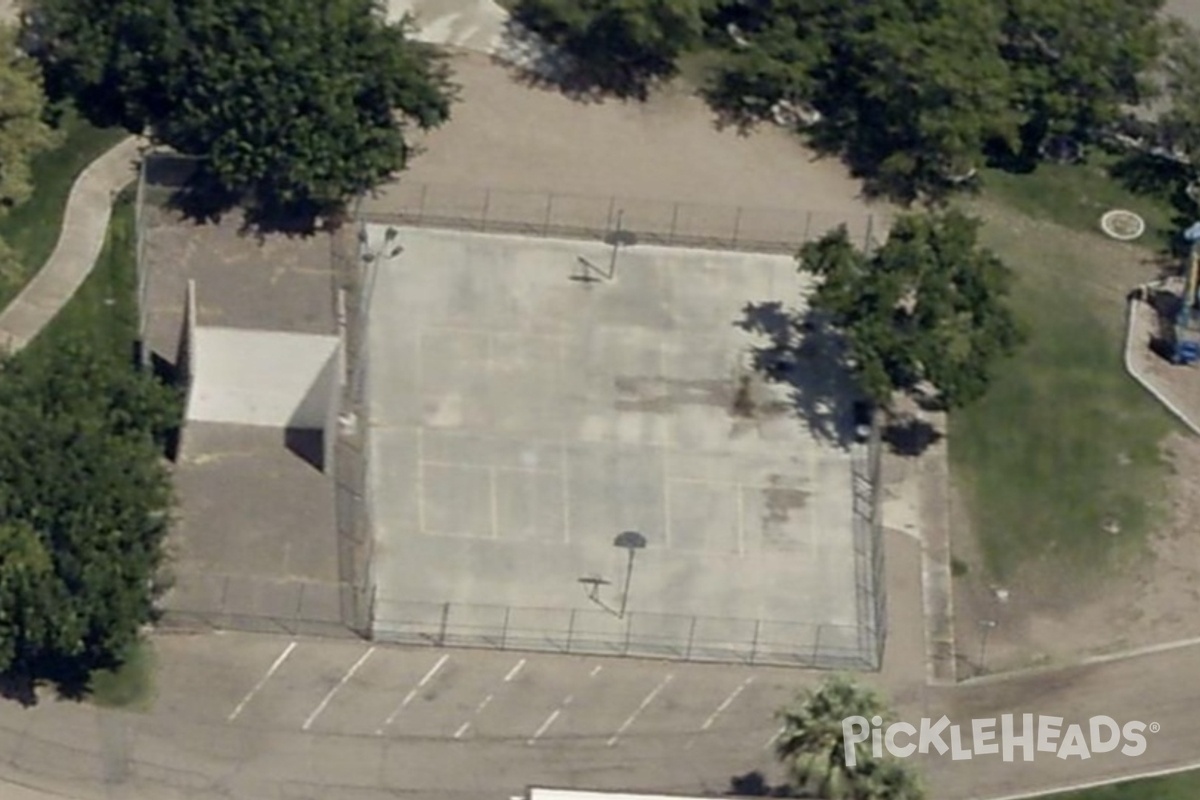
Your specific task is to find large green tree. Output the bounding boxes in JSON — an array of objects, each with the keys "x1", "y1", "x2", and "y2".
[
  {"x1": 998, "y1": 0, "x2": 1165, "y2": 152},
  {"x1": 776, "y1": 675, "x2": 922, "y2": 800},
  {"x1": 0, "y1": 334, "x2": 177, "y2": 682},
  {"x1": 800, "y1": 211, "x2": 1024, "y2": 409},
  {"x1": 0, "y1": 22, "x2": 59, "y2": 277},
  {"x1": 30, "y1": 0, "x2": 455, "y2": 222},
  {"x1": 511, "y1": 0, "x2": 714, "y2": 97}
]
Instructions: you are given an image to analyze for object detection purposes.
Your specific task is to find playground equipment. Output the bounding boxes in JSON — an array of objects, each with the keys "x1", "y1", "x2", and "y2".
[{"x1": 1171, "y1": 222, "x2": 1200, "y2": 365}]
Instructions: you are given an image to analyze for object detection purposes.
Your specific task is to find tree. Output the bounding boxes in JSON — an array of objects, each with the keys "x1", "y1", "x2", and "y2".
[
  {"x1": 29, "y1": 0, "x2": 455, "y2": 223},
  {"x1": 0, "y1": 22, "x2": 59, "y2": 280},
  {"x1": 0, "y1": 334, "x2": 177, "y2": 684},
  {"x1": 997, "y1": 0, "x2": 1165, "y2": 153},
  {"x1": 0, "y1": 23, "x2": 59, "y2": 212},
  {"x1": 511, "y1": 0, "x2": 714, "y2": 97},
  {"x1": 703, "y1": 0, "x2": 1019, "y2": 201},
  {"x1": 800, "y1": 210, "x2": 1024, "y2": 409},
  {"x1": 776, "y1": 675, "x2": 922, "y2": 799}
]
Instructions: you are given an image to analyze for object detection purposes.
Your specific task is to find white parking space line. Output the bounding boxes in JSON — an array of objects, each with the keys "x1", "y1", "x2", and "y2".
[
  {"x1": 607, "y1": 674, "x2": 673, "y2": 747},
  {"x1": 301, "y1": 647, "x2": 376, "y2": 731},
  {"x1": 590, "y1": 665, "x2": 603, "y2": 678},
  {"x1": 476, "y1": 694, "x2": 494, "y2": 713},
  {"x1": 528, "y1": 709, "x2": 562, "y2": 744},
  {"x1": 454, "y1": 657, "x2": 533, "y2": 740},
  {"x1": 702, "y1": 677, "x2": 754, "y2": 730},
  {"x1": 686, "y1": 677, "x2": 755, "y2": 749},
  {"x1": 764, "y1": 725, "x2": 785, "y2": 750},
  {"x1": 376, "y1": 653, "x2": 450, "y2": 735},
  {"x1": 227, "y1": 641, "x2": 297, "y2": 722},
  {"x1": 504, "y1": 658, "x2": 526, "y2": 682}
]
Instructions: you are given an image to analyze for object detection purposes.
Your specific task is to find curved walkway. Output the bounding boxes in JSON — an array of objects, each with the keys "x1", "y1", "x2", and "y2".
[{"x1": 0, "y1": 136, "x2": 142, "y2": 353}]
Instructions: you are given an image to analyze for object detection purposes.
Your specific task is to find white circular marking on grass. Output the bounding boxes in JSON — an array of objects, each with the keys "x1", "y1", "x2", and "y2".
[{"x1": 1100, "y1": 209, "x2": 1145, "y2": 241}]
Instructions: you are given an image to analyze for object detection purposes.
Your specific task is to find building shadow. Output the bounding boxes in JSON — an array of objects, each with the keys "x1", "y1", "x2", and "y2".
[{"x1": 284, "y1": 427, "x2": 325, "y2": 472}]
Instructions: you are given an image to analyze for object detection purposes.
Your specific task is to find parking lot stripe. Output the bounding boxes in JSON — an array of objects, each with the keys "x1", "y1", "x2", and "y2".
[
  {"x1": 701, "y1": 677, "x2": 754, "y2": 731},
  {"x1": 453, "y1": 721, "x2": 472, "y2": 739},
  {"x1": 227, "y1": 641, "x2": 297, "y2": 722},
  {"x1": 302, "y1": 647, "x2": 376, "y2": 731},
  {"x1": 476, "y1": 693, "x2": 494, "y2": 713},
  {"x1": 376, "y1": 653, "x2": 450, "y2": 734},
  {"x1": 528, "y1": 709, "x2": 562, "y2": 745},
  {"x1": 590, "y1": 665, "x2": 603, "y2": 678},
  {"x1": 504, "y1": 658, "x2": 526, "y2": 682},
  {"x1": 764, "y1": 725, "x2": 785, "y2": 750},
  {"x1": 607, "y1": 673, "x2": 673, "y2": 746}
]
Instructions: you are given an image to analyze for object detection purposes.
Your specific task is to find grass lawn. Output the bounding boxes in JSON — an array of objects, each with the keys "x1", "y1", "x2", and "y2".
[
  {"x1": 0, "y1": 109, "x2": 127, "y2": 309},
  {"x1": 1043, "y1": 770, "x2": 1200, "y2": 800},
  {"x1": 980, "y1": 149, "x2": 1184, "y2": 251},
  {"x1": 950, "y1": 157, "x2": 1182, "y2": 580},
  {"x1": 36, "y1": 185, "x2": 138, "y2": 351}
]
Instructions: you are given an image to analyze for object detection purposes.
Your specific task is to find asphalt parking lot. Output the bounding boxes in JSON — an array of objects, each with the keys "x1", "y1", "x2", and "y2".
[{"x1": 156, "y1": 632, "x2": 805, "y2": 758}]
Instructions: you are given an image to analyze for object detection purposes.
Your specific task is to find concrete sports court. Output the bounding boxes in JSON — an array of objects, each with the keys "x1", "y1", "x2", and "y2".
[{"x1": 363, "y1": 224, "x2": 880, "y2": 666}]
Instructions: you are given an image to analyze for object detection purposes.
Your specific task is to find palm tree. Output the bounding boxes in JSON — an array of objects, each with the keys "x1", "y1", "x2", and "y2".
[{"x1": 774, "y1": 674, "x2": 922, "y2": 799}]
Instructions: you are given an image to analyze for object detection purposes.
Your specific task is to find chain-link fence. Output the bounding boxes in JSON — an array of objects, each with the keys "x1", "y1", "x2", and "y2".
[
  {"x1": 852, "y1": 416, "x2": 887, "y2": 669},
  {"x1": 372, "y1": 600, "x2": 872, "y2": 669},
  {"x1": 360, "y1": 182, "x2": 889, "y2": 255}
]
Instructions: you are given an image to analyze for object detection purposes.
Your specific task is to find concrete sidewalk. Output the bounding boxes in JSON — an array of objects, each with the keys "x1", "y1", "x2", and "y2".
[{"x1": 0, "y1": 136, "x2": 141, "y2": 353}]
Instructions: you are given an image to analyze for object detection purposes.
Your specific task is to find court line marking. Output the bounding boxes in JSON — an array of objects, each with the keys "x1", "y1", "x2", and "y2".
[
  {"x1": 736, "y1": 484, "x2": 746, "y2": 556},
  {"x1": 377, "y1": 653, "x2": 450, "y2": 734},
  {"x1": 416, "y1": 428, "x2": 426, "y2": 532},
  {"x1": 301, "y1": 646, "x2": 376, "y2": 731},
  {"x1": 227, "y1": 641, "x2": 297, "y2": 722},
  {"x1": 489, "y1": 465, "x2": 499, "y2": 539},
  {"x1": 607, "y1": 674, "x2": 673, "y2": 747}
]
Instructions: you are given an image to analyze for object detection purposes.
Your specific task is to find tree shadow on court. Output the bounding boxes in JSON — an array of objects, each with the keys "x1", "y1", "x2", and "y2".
[
  {"x1": 727, "y1": 770, "x2": 790, "y2": 797},
  {"x1": 735, "y1": 300, "x2": 858, "y2": 449},
  {"x1": 881, "y1": 412, "x2": 943, "y2": 457}
]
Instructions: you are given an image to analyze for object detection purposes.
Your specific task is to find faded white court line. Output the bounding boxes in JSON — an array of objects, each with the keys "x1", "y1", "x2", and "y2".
[
  {"x1": 686, "y1": 677, "x2": 754, "y2": 749},
  {"x1": 764, "y1": 725, "x2": 785, "y2": 750},
  {"x1": 607, "y1": 674, "x2": 673, "y2": 747},
  {"x1": 377, "y1": 653, "x2": 450, "y2": 734},
  {"x1": 302, "y1": 647, "x2": 376, "y2": 731},
  {"x1": 228, "y1": 641, "x2": 297, "y2": 722}
]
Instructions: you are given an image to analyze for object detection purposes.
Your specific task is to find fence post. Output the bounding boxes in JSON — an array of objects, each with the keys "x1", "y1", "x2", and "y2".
[
  {"x1": 731, "y1": 206, "x2": 743, "y2": 248},
  {"x1": 686, "y1": 616, "x2": 697, "y2": 660},
  {"x1": 438, "y1": 602, "x2": 450, "y2": 647},
  {"x1": 542, "y1": 194, "x2": 553, "y2": 236},
  {"x1": 416, "y1": 183, "x2": 428, "y2": 226},
  {"x1": 865, "y1": 214, "x2": 874, "y2": 251},
  {"x1": 803, "y1": 210, "x2": 813, "y2": 242},
  {"x1": 566, "y1": 608, "x2": 577, "y2": 653},
  {"x1": 669, "y1": 203, "x2": 679, "y2": 245},
  {"x1": 750, "y1": 619, "x2": 761, "y2": 665},
  {"x1": 623, "y1": 612, "x2": 633, "y2": 655},
  {"x1": 501, "y1": 606, "x2": 511, "y2": 649},
  {"x1": 481, "y1": 188, "x2": 491, "y2": 232},
  {"x1": 605, "y1": 196, "x2": 616, "y2": 234},
  {"x1": 812, "y1": 624, "x2": 823, "y2": 665}
]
